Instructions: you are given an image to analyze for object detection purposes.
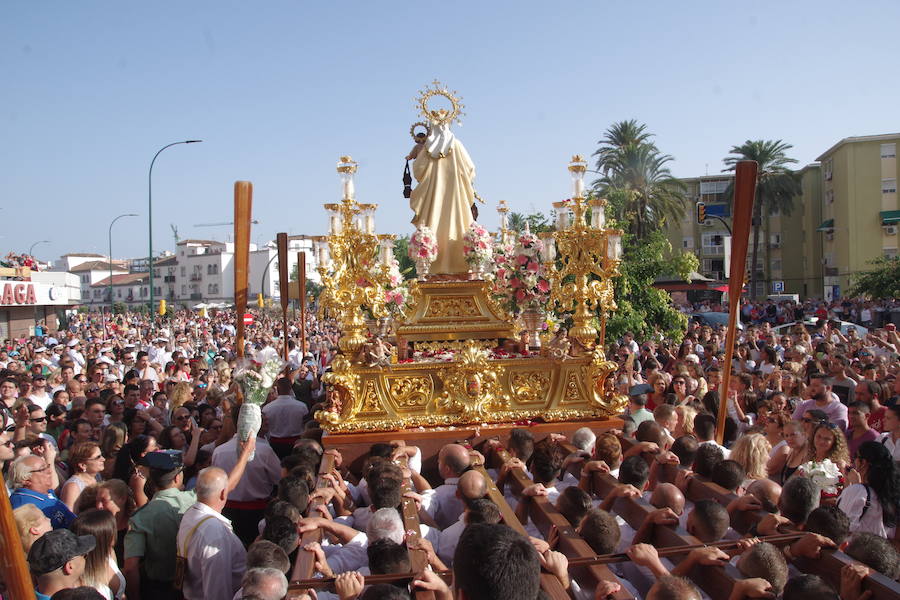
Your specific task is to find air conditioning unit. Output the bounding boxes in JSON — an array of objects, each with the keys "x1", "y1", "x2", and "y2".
[{"x1": 884, "y1": 225, "x2": 898, "y2": 236}]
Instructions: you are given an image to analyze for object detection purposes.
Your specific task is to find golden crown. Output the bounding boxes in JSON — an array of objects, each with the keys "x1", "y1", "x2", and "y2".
[{"x1": 416, "y1": 80, "x2": 465, "y2": 126}]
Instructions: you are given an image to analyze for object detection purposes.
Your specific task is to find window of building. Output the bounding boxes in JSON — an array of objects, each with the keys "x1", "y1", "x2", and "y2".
[
  {"x1": 770, "y1": 233, "x2": 781, "y2": 247},
  {"x1": 825, "y1": 189, "x2": 834, "y2": 204},
  {"x1": 883, "y1": 179, "x2": 897, "y2": 194},
  {"x1": 117, "y1": 289, "x2": 121, "y2": 298},
  {"x1": 882, "y1": 143, "x2": 897, "y2": 159},
  {"x1": 181, "y1": 285, "x2": 186, "y2": 295},
  {"x1": 180, "y1": 266, "x2": 186, "y2": 276},
  {"x1": 771, "y1": 258, "x2": 782, "y2": 272},
  {"x1": 701, "y1": 233, "x2": 725, "y2": 255},
  {"x1": 824, "y1": 158, "x2": 833, "y2": 181},
  {"x1": 700, "y1": 180, "x2": 730, "y2": 195},
  {"x1": 884, "y1": 248, "x2": 898, "y2": 259},
  {"x1": 682, "y1": 237, "x2": 694, "y2": 249}
]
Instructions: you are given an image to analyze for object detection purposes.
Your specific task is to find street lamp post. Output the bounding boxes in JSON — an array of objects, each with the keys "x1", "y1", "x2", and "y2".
[
  {"x1": 149, "y1": 140, "x2": 202, "y2": 314},
  {"x1": 109, "y1": 213, "x2": 138, "y2": 314},
  {"x1": 28, "y1": 240, "x2": 50, "y2": 257}
]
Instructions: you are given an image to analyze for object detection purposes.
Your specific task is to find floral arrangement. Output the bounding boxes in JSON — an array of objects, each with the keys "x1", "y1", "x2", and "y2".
[
  {"x1": 797, "y1": 459, "x2": 843, "y2": 498},
  {"x1": 382, "y1": 255, "x2": 413, "y2": 317},
  {"x1": 462, "y1": 222, "x2": 493, "y2": 269},
  {"x1": 409, "y1": 226, "x2": 438, "y2": 263},
  {"x1": 233, "y1": 357, "x2": 285, "y2": 460},
  {"x1": 491, "y1": 230, "x2": 551, "y2": 314}
]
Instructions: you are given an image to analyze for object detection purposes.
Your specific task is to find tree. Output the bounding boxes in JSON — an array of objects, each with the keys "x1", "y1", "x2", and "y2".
[
  {"x1": 723, "y1": 140, "x2": 802, "y2": 299},
  {"x1": 507, "y1": 211, "x2": 553, "y2": 234},
  {"x1": 591, "y1": 121, "x2": 687, "y2": 239},
  {"x1": 848, "y1": 256, "x2": 900, "y2": 299},
  {"x1": 604, "y1": 230, "x2": 696, "y2": 344},
  {"x1": 289, "y1": 263, "x2": 324, "y2": 303}
]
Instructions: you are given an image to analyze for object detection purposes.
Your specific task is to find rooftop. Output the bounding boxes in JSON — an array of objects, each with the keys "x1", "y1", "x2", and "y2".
[
  {"x1": 816, "y1": 132, "x2": 900, "y2": 161},
  {"x1": 176, "y1": 239, "x2": 220, "y2": 246},
  {"x1": 61, "y1": 252, "x2": 106, "y2": 258},
  {"x1": 69, "y1": 260, "x2": 129, "y2": 273},
  {"x1": 92, "y1": 273, "x2": 149, "y2": 287}
]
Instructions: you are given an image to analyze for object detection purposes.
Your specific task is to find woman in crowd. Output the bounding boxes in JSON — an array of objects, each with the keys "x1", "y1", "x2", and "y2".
[
  {"x1": 100, "y1": 422, "x2": 126, "y2": 480},
  {"x1": 775, "y1": 420, "x2": 809, "y2": 484},
  {"x1": 762, "y1": 411, "x2": 790, "y2": 471},
  {"x1": 59, "y1": 441, "x2": 105, "y2": 511},
  {"x1": 112, "y1": 434, "x2": 158, "y2": 508},
  {"x1": 729, "y1": 432, "x2": 771, "y2": 481},
  {"x1": 807, "y1": 422, "x2": 850, "y2": 471},
  {"x1": 158, "y1": 419, "x2": 201, "y2": 467},
  {"x1": 673, "y1": 404, "x2": 697, "y2": 438},
  {"x1": 95, "y1": 479, "x2": 135, "y2": 564},
  {"x1": 104, "y1": 394, "x2": 126, "y2": 426},
  {"x1": 647, "y1": 372, "x2": 667, "y2": 411},
  {"x1": 168, "y1": 381, "x2": 193, "y2": 414},
  {"x1": 71, "y1": 509, "x2": 125, "y2": 600},
  {"x1": 840, "y1": 441, "x2": 900, "y2": 537}
]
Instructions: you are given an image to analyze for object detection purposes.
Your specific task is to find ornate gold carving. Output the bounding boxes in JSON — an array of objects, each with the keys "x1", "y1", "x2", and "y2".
[
  {"x1": 387, "y1": 376, "x2": 432, "y2": 408},
  {"x1": 436, "y1": 342, "x2": 508, "y2": 418},
  {"x1": 426, "y1": 296, "x2": 478, "y2": 319},
  {"x1": 510, "y1": 370, "x2": 551, "y2": 404},
  {"x1": 360, "y1": 379, "x2": 382, "y2": 414},
  {"x1": 562, "y1": 371, "x2": 584, "y2": 404},
  {"x1": 417, "y1": 80, "x2": 464, "y2": 126},
  {"x1": 416, "y1": 340, "x2": 496, "y2": 353}
]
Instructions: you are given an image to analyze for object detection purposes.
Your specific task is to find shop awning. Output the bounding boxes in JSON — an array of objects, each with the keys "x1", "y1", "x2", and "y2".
[
  {"x1": 880, "y1": 210, "x2": 900, "y2": 225},
  {"x1": 816, "y1": 219, "x2": 834, "y2": 232}
]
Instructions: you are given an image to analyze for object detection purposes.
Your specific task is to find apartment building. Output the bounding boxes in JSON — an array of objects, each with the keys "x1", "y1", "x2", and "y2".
[{"x1": 816, "y1": 133, "x2": 899, "y2": 300}]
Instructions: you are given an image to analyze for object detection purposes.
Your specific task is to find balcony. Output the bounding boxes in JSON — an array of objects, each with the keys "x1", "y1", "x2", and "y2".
[
  {"x1": 164, "y1": 275, "x2": 176, "y2": 283},
  {"x1": 190, "y1": 273, "x2": 202, "y2": 282},
  {"x1": 824, "y1": 267, "x2": 839, "y2": 277},
  {"x1": 702, "y1": 246, "x2": 725, "y2": 256},
  {"x1": 190, "y1": 293, "x2": 202, "y2": 300}
]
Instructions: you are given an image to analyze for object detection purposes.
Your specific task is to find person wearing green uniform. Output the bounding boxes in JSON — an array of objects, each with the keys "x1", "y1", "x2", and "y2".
[{"x1": 123, "y1": 437, "x2": 256, "y2": 600}]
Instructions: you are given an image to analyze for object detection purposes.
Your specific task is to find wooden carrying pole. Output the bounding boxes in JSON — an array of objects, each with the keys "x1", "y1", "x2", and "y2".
[
  {"x1": 234, "y1": 181, "x2": 253, "y2": 359},
  {"x1": 716, "y1": 161, "x2": 757, "y2": 444},
  {"x1": 277, "y1": 232, "x2": 290, "y2": 360},
  {"x1": 0, "y1": 478, "x2": 36, "y2": 599},
  {"x1": 298, "y1": 251, "x2": 307, "y2": 360}
]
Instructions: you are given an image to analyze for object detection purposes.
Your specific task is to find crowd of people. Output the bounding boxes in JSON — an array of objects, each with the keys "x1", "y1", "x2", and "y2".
[
  {"x1": 1, "y1": 252, "x2": 43, "y2": 273},
  {"x1": 0, "y1": 299, "x2": 898, "y2": 600},
  {"x1": 684, "y1": 296, "x2": 900, "y2": 329}
]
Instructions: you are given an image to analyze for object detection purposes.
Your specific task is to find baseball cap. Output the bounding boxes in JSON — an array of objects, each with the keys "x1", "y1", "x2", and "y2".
[
  {"x1": 140, "y1": 449, "x2": 184, "y2": 472},
  {"x1": 27, "y1": 529, "x2": 96, "y2": 575},
  {"x1": 628, "y1": 383, "x2": 653, "y2": 397}
]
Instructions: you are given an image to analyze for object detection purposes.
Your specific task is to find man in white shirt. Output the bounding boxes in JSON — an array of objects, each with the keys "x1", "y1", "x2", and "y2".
[
  {"x1": 66, "y1": 339, "x2": 86, "y2": 375},
  {"x1": 135, "y1": 352, "x2": 161, "y2": 385},
  {"x1": 176, "y1": 467, "x2": 246, "y2": 600},
  {"x1": 422, "y1": 444, "x2": 470, "y2": 529},
  {"x1": 27, "y1": 374, "x2": 52, "y2": 410},
  {"x1": 262, "y1": 377, "x2": 309, "y2": 458},
  {"x1": 212, "y1": 431, "x2": 281, "y2": 546}
]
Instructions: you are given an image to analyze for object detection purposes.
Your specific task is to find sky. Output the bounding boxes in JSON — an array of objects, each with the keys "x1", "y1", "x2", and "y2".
[{"x1": 3, "y1": 1, "x2": 899, "y2": 261}]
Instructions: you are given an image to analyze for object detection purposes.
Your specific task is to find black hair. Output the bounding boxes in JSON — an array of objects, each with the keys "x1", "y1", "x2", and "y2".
[
  {"x1": 803, "y1": 505, "x2": 850, "y2": 545},
  {"x1": 360, "y1": 584, "x2": 411, "y2": 600},
  {"x1": 780, "y1": 477, "x2": 819, "y2": 525},
  {"x1": 508, "y1": 428, "x2": 534, "y2": 462},
  {"x1": 617, "y1": 455, "x2": 649, "y2": 490},
  {"x1": 690, "y1": 499, "x2": 729, "y2": 542},
  {"x1": 693, "y1": 414, "x2": 716, "y2": 441},
  {"x1": 578, "y1": 508, "x2": 620, "y2": 555},
  {"x1": 693, "y1": 443, "x2": 724, "y2": 478},
  {"x1": 711, "y1": 460, "x2": 746, "y2": 493},
  {"x1": 845, "y1": 532, "x2": 900, "y2": 579},
  {"x1": 670, "y1": 435, "x2": 699, "y2": 466},
  {"x1": 466, "y1": 498, "x2": 501, "y2": 525},
  {"x1": 367, "y1": 539, "x2": 411, "y2": 575},
  {"x1": 781, "y1": 575, "x2": 838, "y2": 600},
  {"x1": 453, "y1": 523, "x2": 540, "y2": 600},
  {"x1": 369, "y1": 475, "x2": 402, "y2": 510},
  {"x1": 277, "y1": 476, "x2": 310, "y2": 514},
  {"x1": 857, "y1": 441, "x2": 900, "y2": 528},
  {"x1": 262, "y1": 515, "x2": 299, "y2": 556}
]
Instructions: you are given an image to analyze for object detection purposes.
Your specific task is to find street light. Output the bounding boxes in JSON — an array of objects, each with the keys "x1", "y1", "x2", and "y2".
[
  {"x1": 149, "y1": 140, "x2": 202, "y2": 313},
  {"x1": 28, "y1": 240, "x2": 50, "y2": 257},
  {"x1": 109, "y1": 213, "x2": 138, "y2": 314}
]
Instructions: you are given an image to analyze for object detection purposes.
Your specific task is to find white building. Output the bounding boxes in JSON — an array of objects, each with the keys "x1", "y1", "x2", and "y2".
[
  {"x1": 68, "y1": 260, "x2": 129, "y2": 305},
  {"x1": 91, "y1": 272, "x2": 150, "y2": 307},
  {"x1": 0, "y1": 271, "x2": 81, "y2": 337}
]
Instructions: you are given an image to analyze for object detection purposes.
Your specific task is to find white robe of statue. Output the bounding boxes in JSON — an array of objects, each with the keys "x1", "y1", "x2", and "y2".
[{"x1": 409, "y1": 121, "x2": 475, "y2": 275}]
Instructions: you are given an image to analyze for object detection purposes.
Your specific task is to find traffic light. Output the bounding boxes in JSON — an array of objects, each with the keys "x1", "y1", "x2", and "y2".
[{"x1": 696, "y1": 201, "x2": 706, "y2": 224}]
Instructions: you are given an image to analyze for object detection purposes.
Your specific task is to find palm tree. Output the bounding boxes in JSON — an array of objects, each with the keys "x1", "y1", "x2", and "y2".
[
  {"x1": 507, "y1": 211, "x2": 528, "y2": 232},
  {"x1": 593, "y1": 141, "x2": 687, "y2": 239},
  {"x1": 723, "y1": 140, "x2": 802, "y2": 299},
  {"x1": 592, "y1": 119, "x2": 658, "y2": 176}
]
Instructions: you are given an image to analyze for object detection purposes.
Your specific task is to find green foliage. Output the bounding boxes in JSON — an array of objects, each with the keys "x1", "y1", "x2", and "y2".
[
  {"x1": 848, "y1": 256, "x2": 900, "y2": 299},
  {"x1": 604, "y1": 231, "x2": 688, "y2": 343},
  {"x1": 508, "y1": 211, "x2": 554, "y2": 234},
  {"x1": 392, "y1": 235, "x2": 418, "y2": 280},
  {"x1": 112, "y1": 302, "x2": 127, "y2": 314},
  {"x1": 591, "y1": 120, "x2": 688, "y2": 240}
]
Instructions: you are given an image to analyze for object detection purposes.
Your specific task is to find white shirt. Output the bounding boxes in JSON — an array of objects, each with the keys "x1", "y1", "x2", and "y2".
[
  {"x1": 322, "y1": 531, "x2": 369, "y2": 573},
  {"x1": 211, "y1": 436, "x2": 280, "y2": 502},
  {"x1": 699, "y1": 439, "x2": 731, "y2": 459},
  {"x1": 838, "y1": 483, "x2": 896, "y2": 538},
  {"x1": 255, "y1": 345, "x2": 279, "y2": 365},
  {"x1": 27, "y1": 391, "x2": 51, "y2": 410},
  {"x1": 422, "y1": 478, "x2": 463, "y2": 529},
  {"x1": 437, "y1": 516, "x2": 466, "y2": 566},
  {"x1": 68, "y1": 350, "x2": 86, "y2": 374},
  {"x1": 262, "y1": 395, "x2": 308, "y2": 438},
  {"x1": 879, "y1": 432, "x2": 900, "y2": 462},
  {"x1": 177, "y1": 502, "x2": 246, "y2": 600}
]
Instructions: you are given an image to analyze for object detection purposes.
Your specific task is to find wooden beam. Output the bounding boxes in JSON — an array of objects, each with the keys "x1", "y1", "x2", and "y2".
[{"x1": 290, "y1": 454, "x2": 336, "y2": 589}]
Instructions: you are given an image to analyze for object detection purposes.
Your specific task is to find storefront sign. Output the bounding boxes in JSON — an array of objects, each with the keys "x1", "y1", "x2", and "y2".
[
  {"x1": 0, "y1": 281, "x2": 76, "y2": 306},
  {"x1": 0, "y1": 283, "x2": 37, "y2": 305}
]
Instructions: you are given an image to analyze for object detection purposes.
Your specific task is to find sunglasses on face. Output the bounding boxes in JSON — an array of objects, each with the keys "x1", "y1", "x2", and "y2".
[{"x1": 29, "y1": 417, "x2": 47, "y2": 423}]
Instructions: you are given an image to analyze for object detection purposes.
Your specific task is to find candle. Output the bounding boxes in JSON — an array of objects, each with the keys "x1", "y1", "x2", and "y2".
[
  {"x1": 343, "y1": 179, "x2": 354, "y2": 199},
  {"x1": 574, "y1": 178, "x2": 584, "y2": 198},
  {"x1": 365, "y1": 215, "x2": 375, "y2": 234},
  {"x1": 382, "y1": 244, "x2": 392, "y2": 266},
  {"x1": 547, "y1": 238, "x2": 556, "y2": 261}
]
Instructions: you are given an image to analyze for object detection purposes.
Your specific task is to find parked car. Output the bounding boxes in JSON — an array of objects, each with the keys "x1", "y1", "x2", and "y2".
[{"x1": 689, "y1": 312, "x2": 744, "y2": 330}]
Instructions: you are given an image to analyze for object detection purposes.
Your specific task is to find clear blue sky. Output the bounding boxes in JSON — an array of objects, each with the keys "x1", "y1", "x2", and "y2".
[{"x1": 3, "y1": 1, "x2": 899, "y2": 261}]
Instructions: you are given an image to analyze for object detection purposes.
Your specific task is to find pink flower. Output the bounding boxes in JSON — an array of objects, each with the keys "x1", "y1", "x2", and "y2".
[
  {"x1": 537, "y1": 279, "x2": 550, "y2": 293},
  {"x1": 509, "y1": 277, "x2": 521, "y2": 288},
  {"x1": 515, "y1": 289, "x2": 526, "y2": 302},
  {"x1": 517, "y1": 255, "x2": 529, "y2": 266},
  {"x1": 527, "y1": 261, "x2": 539, "y2": 273}
]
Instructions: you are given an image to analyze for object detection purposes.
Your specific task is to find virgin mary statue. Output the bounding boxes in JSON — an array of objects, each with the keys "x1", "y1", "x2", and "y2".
[{"x1": 409, "y1": 97, "x2": 475, "y2": 276}]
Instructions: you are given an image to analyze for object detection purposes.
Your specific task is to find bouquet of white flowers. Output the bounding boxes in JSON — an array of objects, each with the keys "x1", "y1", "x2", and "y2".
[
  {"x1": 797, "y1": 458, "x2": 842, "y2": 497},
  {"x1": 233, "y1": 357, "x2": 284, "y2": 460}
]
